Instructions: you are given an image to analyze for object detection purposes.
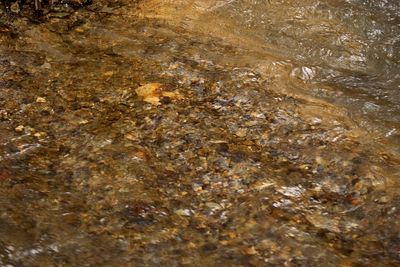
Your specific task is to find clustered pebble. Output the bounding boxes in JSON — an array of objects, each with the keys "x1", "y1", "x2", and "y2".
[{"x1": 0, "y1": 1, "x2": 399, "y2": 266}]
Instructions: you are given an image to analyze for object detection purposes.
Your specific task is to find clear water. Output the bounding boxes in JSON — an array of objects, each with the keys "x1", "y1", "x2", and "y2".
[{"x1": 0, "y1": 0, "x2": 399, "y2": 266}]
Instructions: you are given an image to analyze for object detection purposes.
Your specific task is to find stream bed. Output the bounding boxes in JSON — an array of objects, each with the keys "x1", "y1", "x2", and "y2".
[{"x1": 0, "y1": 0, "x2": 399, "y2": 266}]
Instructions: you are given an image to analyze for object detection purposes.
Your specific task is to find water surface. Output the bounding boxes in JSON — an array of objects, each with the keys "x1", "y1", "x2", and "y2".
[{"x1": 0, "y1": 0, "x2": 399, "y2": 266}]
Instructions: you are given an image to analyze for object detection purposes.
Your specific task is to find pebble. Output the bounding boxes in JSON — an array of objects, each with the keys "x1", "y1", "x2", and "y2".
[
  {"x1": 10, "y1": 2, "x2": 20, "y2": 13},
  {"x1": 306, "y1": 213, "x2": 340, "y2": 233},
  {"x1": 135, "y1": 83, "x2": 182, "y2": 105},
  {"x1": 175, "y1": 209, "x2": 191, "y2": 217},
  {"x1": 192, "y1": 183, "x2": 203, "y2": 192},
  {"x1": 315, "y1": 156, "x2": 325, "y2": 165},
  {"x1": 36, "y1": 97, "x2": 47, "y2": 103},
  {"x1": 15, "y1": 125, "x2": 25, "y2": 132},
  {"x1": 41, "y1": 62, "x2": 52, "y2": 69},
  {"x1": 34, "y1": 132, "x2": 47, "y2": 139},
  {"x1": 240, "y1": 246, "x2": 257, "y2": 255},
  {"x1": 205, "y1": 202, "x2": 223, "y2": 211},
  {"x1": 376, "y1": 196, "x2": 389, "y2": 204},
  {"x1": 236, "y1": 128, "x2": 247, "y2": 137}
]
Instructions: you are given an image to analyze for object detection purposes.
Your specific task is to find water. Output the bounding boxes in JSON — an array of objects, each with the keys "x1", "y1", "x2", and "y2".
[
  {"x1": 0, "y1": 0, "x2": 399, "y2": 266},
  {"x1": 139, "y1": 0, "x2": 400, "y2": 146}
]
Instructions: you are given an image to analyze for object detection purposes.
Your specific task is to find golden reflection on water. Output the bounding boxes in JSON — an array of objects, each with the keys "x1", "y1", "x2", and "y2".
[{"x1": 137, "y1": 0, "x2": 400, "y2": 152}]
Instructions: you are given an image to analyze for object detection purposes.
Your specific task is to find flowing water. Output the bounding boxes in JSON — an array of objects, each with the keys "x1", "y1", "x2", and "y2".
[{"x1": 0, "y1": 0, "x2": 399, "y2": 266}]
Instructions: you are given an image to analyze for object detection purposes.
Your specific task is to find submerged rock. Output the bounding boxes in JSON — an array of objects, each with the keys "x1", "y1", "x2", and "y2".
[{"x1": 135, "y1": 83, "x2": 182, "y2": 105}]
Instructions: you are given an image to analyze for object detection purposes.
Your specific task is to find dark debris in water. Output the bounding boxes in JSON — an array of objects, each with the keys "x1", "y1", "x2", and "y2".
[{"x1": 2, "y1": 0, "x2": 92, "y2": 13}]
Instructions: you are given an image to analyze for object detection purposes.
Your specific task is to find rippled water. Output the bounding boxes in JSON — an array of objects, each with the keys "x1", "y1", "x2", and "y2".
[
  {"x1": 0, "y1": 0, "x2": 399, "y2": 266},
  {"x1": 140, "y1": 0, "x2": 400, "y2": 146}
]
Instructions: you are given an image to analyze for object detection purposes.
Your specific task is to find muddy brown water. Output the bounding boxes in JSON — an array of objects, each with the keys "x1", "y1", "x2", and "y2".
[{"x1": 0, "y1": 0, "x2": 399, "y2": 266}]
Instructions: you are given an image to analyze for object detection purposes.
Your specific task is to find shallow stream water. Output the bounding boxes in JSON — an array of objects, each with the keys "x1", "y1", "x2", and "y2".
[{"x1": 0, "y1": 0, "x2": 399, "y2": 266}]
